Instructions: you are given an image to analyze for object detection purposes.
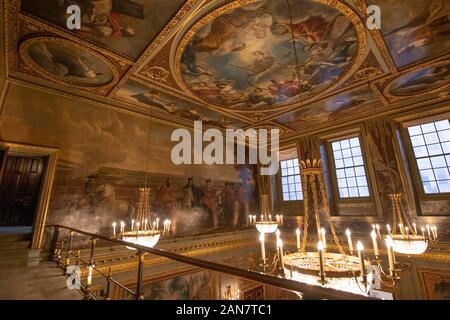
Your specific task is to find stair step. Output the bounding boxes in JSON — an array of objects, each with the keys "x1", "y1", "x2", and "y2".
[
  {"x1": 0, "y1": 233, "x2": 31, "y2": 242},
  {"x1": 0, "y1": 241, "x2": 30, "y2": 250}
]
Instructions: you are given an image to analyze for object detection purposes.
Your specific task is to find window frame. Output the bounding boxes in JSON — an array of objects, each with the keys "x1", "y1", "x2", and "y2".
[
  {"x1": 279, "y1": 158, "x2": 303, "y2": 202},
  {"x1": 326, "y1": 133, "x2": 374, "y2": 203},
  {"x1": 400, "y1": 117, "x2": 450, "y2": 200}
]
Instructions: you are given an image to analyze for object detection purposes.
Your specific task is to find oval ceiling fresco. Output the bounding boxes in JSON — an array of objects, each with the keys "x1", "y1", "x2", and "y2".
[
  {"x1": 386, "y1": 62, "x2": 450, "y2": 97},
  {"x1": 20, "y1": 37, "x2": 116, "y2": 87},
  {"x1": 176, "y1": 0, "x2": 365, "y2": 111}
]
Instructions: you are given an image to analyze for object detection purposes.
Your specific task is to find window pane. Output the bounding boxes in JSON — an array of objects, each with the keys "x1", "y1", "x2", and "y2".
[
  {"x1": 331, "y1": 136, "x2": 369, "y2": 198},
  {"x1": 408, "y1": 119, "x2": 450, "y2": 194}
]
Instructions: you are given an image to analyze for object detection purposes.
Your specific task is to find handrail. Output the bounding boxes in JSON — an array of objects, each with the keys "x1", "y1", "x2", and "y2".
[{"x1": 47, "y1": 224, "x2": 376, "y2": 300}]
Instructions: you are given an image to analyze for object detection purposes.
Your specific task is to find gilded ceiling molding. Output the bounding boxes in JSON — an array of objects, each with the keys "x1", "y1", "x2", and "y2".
[
  {"x1": 279, "y1": 95, "x2": 450, "y2": 143},
  {"x1": 351, "y1": 0, "x2": 398, "y2": 74},
  {"x1": 107, "y1": 0, "x2": 201, "y2": 98},
  {"x1": 173, "y1": 0, "x2": 368, "y2": 115},
  {"x1": 383, "y1": 59, "x2": 450, "y2": 102},
  {"x1": 139, "y1": 66, "x2": 170, "y2": 83},
  {"x1": 18, "y1": 36, "x2": 120, "y2": 94},
  {"x1": 369, "y1": 81, "x2": 389, "y2": 106}
]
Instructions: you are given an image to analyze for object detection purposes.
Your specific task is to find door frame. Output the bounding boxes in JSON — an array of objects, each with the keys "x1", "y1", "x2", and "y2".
[{"x1": 0, "y1": 141, "x2": 58, "y2": 250}]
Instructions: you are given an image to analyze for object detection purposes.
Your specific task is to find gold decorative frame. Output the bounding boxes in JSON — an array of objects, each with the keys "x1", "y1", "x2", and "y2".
[
  {"x1": 0, "y1": 141, "x2": 58, "y2": 250},
  {"x1": 383, "y1": 59, "x2": 450, "y2": 100},
  {"x1": 419, "y1": 267, "x2": 450, "y2": 300},
  {"x1": 173, "y1": 0, "x2": 368, "y2": 114},
  {"x1": 19, "y1": 36, "x2": 120, "y2": 91}
]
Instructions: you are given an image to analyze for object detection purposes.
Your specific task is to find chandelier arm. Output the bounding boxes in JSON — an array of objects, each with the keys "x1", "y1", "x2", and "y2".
[
  {"x1": 301, "y1": 171, "x2": 309, "y2": 253},
  {"x1": 318, "y1": 173, "x2": 345, "y2": 255},
  {"x1": 309, "y1": 174, "x2": 322, "y2": 239},
  {"x1": 397, "y1": 196, "x2": 413, "y2": 232}
]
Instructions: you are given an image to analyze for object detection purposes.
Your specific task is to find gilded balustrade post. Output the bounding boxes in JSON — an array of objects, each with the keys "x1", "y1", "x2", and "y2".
[
  {"x1": 136, "y1": 251, "x2": 145, "y2": 300},
  {"x1": 50, "y1": 226, "x2": 59, "y2": 261}
]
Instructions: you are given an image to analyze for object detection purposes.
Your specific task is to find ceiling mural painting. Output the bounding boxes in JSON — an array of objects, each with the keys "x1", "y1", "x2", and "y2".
[
  {"x1": 20, "y1": 0, "x2": 188, "y2": 59},
  {"x1": 371, "y1": 0, "x2": 450, "y2": 68},
  {"x1": 175, "y1": 0, "x2": 366, "y2": 111},
  {"x1": 273, "y1": 84, "x2": 380, "y2": 131},
  {"x1": 385, "y1": 60, "x2": 450, "y2": 97},
  {"x1": 3, "y1": 0, "x2": 450, "y2": 137},
  {"x1": 114, "y1": 79, "x2": 250, "y2": 129},
  {"x1": 19, "y1": 37, "x2": 118, "y2": 88}
]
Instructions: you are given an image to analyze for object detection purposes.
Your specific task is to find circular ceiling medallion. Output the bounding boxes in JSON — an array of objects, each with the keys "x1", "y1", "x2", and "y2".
[
  {"x1": 19, "y1": 36, "x2": 118, "y2": 88},
  {"x1": 175, "y1": 0, "x2": 366, "y2": 112},
  {"x1": 385, "y1": 60, "x2": 450, "y2": 97}
]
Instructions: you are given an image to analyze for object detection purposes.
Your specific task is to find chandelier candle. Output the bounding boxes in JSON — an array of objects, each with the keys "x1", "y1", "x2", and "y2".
[
  {"x1": 413, "y1": 223, "x2": 418, "y2": 235},
  {"x1": 426, "y1": 225, "x2": 431, "y2": 238},
  {"x1": 356, "y1": 241, "x2": 366, "y2": 285},
  {"x1": 280, "y1": 215, "x2": 284, "y2": 225},
  {"x1": 144, "y1": 219, "x2": 148, "y2": 231},
  {"x1": 321, "y1": 228, "x2": 327, "y2": 251},
  {"x1": 275, "y1": 229, "x2": 281, "y2": 250},
  {"x1": 387, "y1": 224, "x2": 392, "y2": 236},
  {"x1": 131, "y1": 219, "x2": 135, "y2": 231},
  {"x1": 317, "y1": 241, "x2": 326, "y2": 285},
  {"x1": 156, "y1": 218, "x2": 160, "y2": 230},
  {"x1": 385, "y1": 236, "x2": 395, "y2": 276},
  {"x1": 346, "y1": 229, "x2": 354, "y2": 254},
  {"x1": 112, "y1": 222, "x2": 116, "y2": 238},
  {"x1": 278, "y1": 239, "x2": 285, "y2": 269},
  {"x1": 371, "y1": 231, "x2": 379, "y2": 258},
  {"x1": 260, "y1": 233, "x2": 266, "y2": 262},
  {"x1": 296, "y1": 228, "x2": 301, "y2": 252},
  {"x1": 376, "y1": 224, "x2": 381, "y2": 239}
]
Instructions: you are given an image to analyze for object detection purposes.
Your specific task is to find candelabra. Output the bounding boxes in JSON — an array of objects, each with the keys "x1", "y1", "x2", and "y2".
[{"x1": 111, "y1": 188, "x2": 171, "y2": 250}]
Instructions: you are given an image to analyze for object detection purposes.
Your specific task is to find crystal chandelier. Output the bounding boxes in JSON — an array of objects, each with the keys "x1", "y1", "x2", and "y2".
[
  {"x1": 281, "y1": 159, "x2": 372, "y2": 296},
  {"x1": 380, "y1": 193, "x2": 437, "y2": 255},
  {"x1": 254, "y1": 195, "x2": 279, "y2": 234},
  {"x1": 111, "y1": 188, "x2": 171, "y2": 250}
]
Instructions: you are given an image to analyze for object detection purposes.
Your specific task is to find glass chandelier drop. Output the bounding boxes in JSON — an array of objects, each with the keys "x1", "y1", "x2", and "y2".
[{"x1": 282, "y1": 159, "x2": 372, "y2": 296}]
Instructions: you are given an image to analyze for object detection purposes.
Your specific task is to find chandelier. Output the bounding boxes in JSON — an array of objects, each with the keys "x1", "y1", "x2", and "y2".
[
  {"x1": 254, "y1": 195, "x2": 279, "y2": 234},
  {"x1": 379, "y1": 193, "x2": 437, "y2": 255},
  {"x1": 281, "y1": 159, "x2": 372, "y2": 296}
]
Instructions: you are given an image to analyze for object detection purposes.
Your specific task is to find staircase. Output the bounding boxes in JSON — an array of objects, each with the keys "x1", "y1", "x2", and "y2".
[{"x1": 0, "y1": 232, "x2": 82, "y2": 300}]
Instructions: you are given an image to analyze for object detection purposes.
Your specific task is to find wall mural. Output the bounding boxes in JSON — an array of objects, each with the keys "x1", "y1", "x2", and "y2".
[
  {"x1": 274, "y1": 85, "x2": 379, "y2": 131},
  {"x1": 387, "y1": 62, "x2": 450, "y2": 97},
  {"x1": 115, "y1": 79, "x2": 249, "y2": 129},
  {"x1": 178, "y1": 0, "x2": 361, "y2": 110},
  {"x1": 20, "y1": 0, "x2": 187, "y2": 59},
  {"x1": 19, "y1": 37, "x2": 116, "y2": 87},
  {"x1": 373, "y1": 0, "x2": 450, "y2": 67},
  {"x1": 0, "y1": 85, "x2": 259, "y2": 238}
]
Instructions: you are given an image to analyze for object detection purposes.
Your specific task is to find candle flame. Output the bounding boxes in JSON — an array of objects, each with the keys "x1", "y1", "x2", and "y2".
[
  {"x1": 296, "y1": 228, "x2": 300, "y2": 235},
  {"x1": 346, "y1": 228, "x2": 351, "y2": 236},
  {"x1": 356, "y1": 241, "x2": 364, "y2": 251},
  {"x1": 317, "y1": 240, "x2": 324, "y2": 251}
]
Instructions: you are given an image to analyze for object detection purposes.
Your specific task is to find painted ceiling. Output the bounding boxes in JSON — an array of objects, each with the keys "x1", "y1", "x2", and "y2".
[{"x1": 3, "y1": 0, "x2": 450, "y2": 138}]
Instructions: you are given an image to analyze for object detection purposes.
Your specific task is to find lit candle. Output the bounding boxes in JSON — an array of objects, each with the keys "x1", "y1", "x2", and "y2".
[
  {"x1": 131, "y1": 219, "x2": 135, "y2": 231},
  {"x1": 405, "y1": 226, "x2": 410, "y2": 240},
  {"x1": 356, "y1": 241, "x2": 366, "y2": 279},
  {"x1": 120, "y1": 221, "x2": 125, "y2": 234},
  {"x1": 426, "y1": 225, "x2": 431, "y2": 238},
  {"x1": 317, "y1": 241, "x2": 326, "y2": 285},
  {"x1": 296, "y1": 228, "x2": 301, "y2": 252},
  {"x1": 144, "y1": 219, "x2": 148, "y2": 231},
  {"x1": 387, "y1": 224, "x2": 391, "y2": 236},
  {"x1": 376, "y1": 224, "x2": 381, "y2": 239},
  {"x1": 421, "y1": 227, "x2": 425, "y2": 238},
  {"x1": 321, "y1": 227, "x2": 327, "y2": 250},
  {"x1": 153, "y1": 221, "x2": 156, "y2": 231},
  {"x1": 112, "y1": 222, "x2": 116, "y2": 237},
  {"x1": 432, "y1": 226, "x2": 438, "y2": 240},
  {"x1": 87, "y1": 265, "x2": 93, "y2": 286},
  {"x1": 278, "y1": 239, "x2": 284, "y2": 269},
  {"x1": 280, "y1": 215, "x2": 284, "y2": 225},
  {"x1": 372, "y1": 224, "x2": 376, "y2": 234},
  {"x1": 413, "y1": 223, "x2": 418, "y2": 235},
  {"x1": 346, "y1": 229, "x2": 354, "y2": 254},
  {"x1": 259, "y1": 233, "x2": 266, "y2": 262},
  {"x1": 253, "y1": 215, "x2": 256, "y2": 224},
  {"x1": 371, "y1": 230, "x2": 379, "y2": 257},
  {"x1": 385, "y1": 236, "x2": 395, "y2": 275},
  {"x1": 276, "y1": 215, "x2": 280, "y2": 224},
  {"x1": 269, "y1": 214, "x2": 272, "y2": 222},
  {"x1": 249, "y1": 216, "x2": 252, "y2": 226},
  {"x1": 136, "y1": 222, "x2": 140, "y2": 237},
  {"x1": 260, "y1": 215, "x2": 263, "y2": 222},
  {"x1": 156, "y1": 217, "x2": 160, "y2": 230},
  {"x1": 275, "y1": 229, "x2": 281, "y2": 250}
]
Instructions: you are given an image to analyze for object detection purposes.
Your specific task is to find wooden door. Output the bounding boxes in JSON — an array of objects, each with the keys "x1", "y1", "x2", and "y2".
[{"x1": 0, "y1": 155, "x2": 45, "y2": 226}]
